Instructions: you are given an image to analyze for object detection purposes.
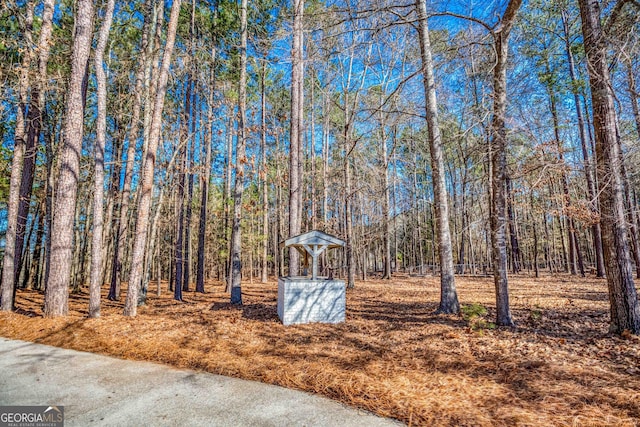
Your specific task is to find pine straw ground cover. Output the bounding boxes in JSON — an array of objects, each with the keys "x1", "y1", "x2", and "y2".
[{"x1": 1, "y1": 275, "x2": 640, "y2": 426}]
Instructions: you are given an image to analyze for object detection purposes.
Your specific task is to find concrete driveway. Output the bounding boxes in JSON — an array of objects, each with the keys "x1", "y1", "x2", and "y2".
[{"x1": 0, "y1": 338, "x2": 402, "y2": 426}]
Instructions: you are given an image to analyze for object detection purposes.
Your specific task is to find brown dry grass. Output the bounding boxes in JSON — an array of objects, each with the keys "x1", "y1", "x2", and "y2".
[{"x1": 1, "y1": 275, "x2": 639, "y2": 426}]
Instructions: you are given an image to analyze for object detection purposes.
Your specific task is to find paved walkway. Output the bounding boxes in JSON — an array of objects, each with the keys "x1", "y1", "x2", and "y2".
[{"x1": 0, "y1": 338, "x2": 402, "y2": 426}]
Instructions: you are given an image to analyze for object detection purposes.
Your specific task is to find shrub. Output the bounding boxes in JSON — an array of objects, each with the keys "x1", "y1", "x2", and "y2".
[{"x1": 461, "y1": 303, "x2": 495, "y2": 331}]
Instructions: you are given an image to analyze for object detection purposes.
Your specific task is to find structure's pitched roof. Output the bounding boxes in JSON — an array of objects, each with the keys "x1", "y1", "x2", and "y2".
[{"x1": 283, "y1": 230, "x2": 345, "y2": 249}]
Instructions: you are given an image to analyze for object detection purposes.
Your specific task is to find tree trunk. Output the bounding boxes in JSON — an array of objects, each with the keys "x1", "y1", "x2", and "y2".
[
  {"x1": 44, "y1": 0, "x2": 94, "y2": 317},
  {"x1": 531, "y1": 197, "x2": 540, "y2": 278},
  {"x1": 344, "y1": 117, "x2": 355, "y2": 289},
  {"x1": 174, "y1": 80, "x2": 191, "y2": 300},
  {"x1": 109, "y1": 2, "x2": 151, "y2": 301},
  {"x1": 101, "y1": 124, "x2": 123, "y2": 287},
  {"x1": 14, "y1": 77, "x2": 39, "y2": 292},
  {"x1": 1, "y1": 2, "x2": 34, "y2": 311},
  {"x1": 182, "y1": 91, "x2": 195, "y2": 293},
  {"x1": 16, "y1": 0, "x2": 55, "y2": 288},
  {"x1": 156, "y1": 228, "x2": 162, "y2": 296},
  {"x1": 382, "y1": 124, "x2": 391, "y2": 280},
  {"x1": 42, "y1": 110, "x2": 55, "y2": 291},
  {"x1": 548, "y1": 81, "x2": 578, "y2": 276},
  {"x1": 578, "y1": 0, "x2": 640, "y2": 334},
  {"x1": 196, "y1": 42, "x2": 217, "y2": 293},
  {"x1": 223, "y1": 112, "x2": 234, "y2": 288},
  {"x1": 573, "y1": 229, "x2": 586, "y2": 277},
  {"x1": 174, "y1": 139, "x2": 186, "y2": 301},
  {"x1": 506, "y1": 176, "x2": 521, "y2": 274},
  {"x1": 322, "y1": 94, "x2": 329, "y2": 227},
  {"x1": 25, "y1": 0, "x2": 55, "y2": 287},
  {"x1": 142, "y1": 0, "x2": 164, "y2": 154},
  {"x1": 562, "y1": 10, "x2": 605, "y2": 277},
  {"x1": 623, "y1": 61, "x2": 640, "y2": 279},
  {"x1": 416, "y1": 0, "x2": 459, "y2": 313},
  {"x1": 261, "y1": 61, "x2": 269, "y2": 283},
  {"x1": 275, "y1": 131, "x2": 283, "y2": 277},
  {"x1": 628, "y1": 59, "x2": 640, "y2": 139},
  {"x1": 619, "y1": 154, "x2": 640, "y2": 283},
  {"x1": 288, "y1": 0, "x2": 304, "y2": 277},
  {"x1": 18, "y1": 208, "x2": 37, "y2": 290},
  {"x1": 489, "y1": 0, "x2": 521, "y2": 327},
  {"x1": 227, "y1": 0, "x2": 248, "y2": 304},
  {"x1": 182, "y1": 0, "x2": 197, "y2": 293},
  {"x1": 124, "y1": 0, "x2": 182, "y2": 316},
  {"x1": 89, "y1": 0, "x2": 116, "y2": 318},
  {"x1": 31, "y1": 203, "x2": 45, "y2": 290},
  {"x1": 73, "y1": 204, "x2": 90, "y2": 293},
  {"x1": 183, "y1": 150, "x2": 194, "y2": 292}
]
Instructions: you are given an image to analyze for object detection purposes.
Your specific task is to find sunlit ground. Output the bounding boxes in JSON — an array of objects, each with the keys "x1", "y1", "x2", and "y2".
[{"x1": 1, "y1": 274, "x2": 639, "y2": 426}]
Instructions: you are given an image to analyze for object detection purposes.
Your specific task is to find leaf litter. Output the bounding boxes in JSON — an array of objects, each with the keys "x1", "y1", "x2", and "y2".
[{"x1": 0, "y1": 274, "x2": 639, "y2": 426}]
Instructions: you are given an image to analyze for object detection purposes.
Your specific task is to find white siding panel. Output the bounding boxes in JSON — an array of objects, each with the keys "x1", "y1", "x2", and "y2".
[{"x1": 277, "y1": 278, "x2": 346, "y2": 325}]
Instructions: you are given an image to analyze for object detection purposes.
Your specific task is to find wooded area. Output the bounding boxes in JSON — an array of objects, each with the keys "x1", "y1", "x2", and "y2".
[{"x1": 0, "y1": 0, "x2": 640, "y2": 336}]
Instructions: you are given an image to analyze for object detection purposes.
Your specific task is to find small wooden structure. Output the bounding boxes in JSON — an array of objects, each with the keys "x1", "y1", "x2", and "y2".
[{"x1": 277, "y1": 231, "x2": 346, "y2": 325}]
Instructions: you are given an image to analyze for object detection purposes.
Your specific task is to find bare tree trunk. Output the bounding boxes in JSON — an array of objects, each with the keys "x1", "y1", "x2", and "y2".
[
  {"x1": 15, "y1": 88, "x2": 43, "y2": 291},
  {"x1": 562, "y1": 11, "x2": 605, "y2": 278},
  {"x1": 227, "y1": 0, "x2": 248, "y2": 304},
  {"x1": 141, "y1": 184, "x2": 167, "y2": 304},
  {"x1": 42, "y1": 110, "x2": 55, "y2": 291},
  {"x1": 344, "y1": 110, "x2": 355, "y2": 289},
  {"x1": 73, "y1": 204, "x2": 90, "y2": 293},
  {"x1": 531, "y1": 196, "x2": 540, "y2": 278},
  {"x1": 182, "y1": 0, "x2": 197, "y2": 293},
  {"x1": 173, "y1": 26, "x2": 187, "y2": 301},
  {"x1": 322, "y1": 94, "x2": 329, "y2": 227},
  {"x1": 619, "y1": 155, "x2": 640, "y2": 282},
  {"x1": 124, "y1": 0, "x2": 182, "y2": 316},
  {"x1": 628, "y1": 59, "x2": 640, "y2": 139},
  {"x1": 416, "y1": 0, "x2": 459, "y2": 313},
  {"x1": 573, "y1": 230, "x2": 585, "y2": 277},
  {"x1": 17, "y1": 1, "x2": 56, "y2": 294},
  {"x1": 31, "y1": 203, "x2": 45, "y2": 290},
  {"x1": 18, "y1": 206, "x2": 36, "y2": 290},
  {"x1": 288, "y1": 0, "x2": 304, "y2": 277},
  {"x1": 382, "y1": 125, "x2": 391, "y2": 280},
  {"x1": 309, "y1": 74, "x2": 317, "y2": 232},
  {"x1": 1, "y1": 3, "x2": 34, "y2": 311},
  {"x1": 197, "y1": 43, "x2": 217, "y2": 293},
  {"x1": 44, "y1": 0, "x2": 94, "y2": 317},
  {"x1": 25, "y1": 2, "x2": 55, "y2": 291},
  {"x1": 553, "y1": 182, "x2": 570, "y2": 272},
  {"x1": 546, "y1": 78, "x2": 580, "y2": 276},
  {"x1": 624, "y1": 60, "x2": 640, "y2": 279},
  {"x1": 156, "y1": 228, "x2": 162, "y2": 296},
  {"x1": 489, "y1": 0, "x2": 521, "y2": 327},
  {"x1": 392, "y1": 150, "x2": 399, "y2": 274},
  {"x1": 141, "y1": 0, "x2": 164, "y2": 157},
  {"x1": 109, "y1": 2, "x2": 151, "y2": 301},
  {"x1": 182, "y1": 91, "x2": 195, "y2": 293},
  {"x1": 276, "y1": 130, "x2": 284, "y2": 277},
  {"x1": 89, "y1": 0, "x2": 116, "y2": 318},
  {"x1": 261, "y1": 61, "x2": 269, "y2": 283},
  {"x1": 183, "y1": 149, "x2": 194, "y2": 292},
  {"x1": 506, "y1": 176, "x2": 521, "y2": 273},
  {"x1": 101, "y1": 125, "x2": 123, "y2": 286},
  {"x1": 223, "y1": 112, "x2": 234, "y2": 288},
  {"x1": 578, "y1": 0, "x2": 640, "y2": 334},
  {"x1": 174, "y1": 85, "x2": 190, "y2": 301}
]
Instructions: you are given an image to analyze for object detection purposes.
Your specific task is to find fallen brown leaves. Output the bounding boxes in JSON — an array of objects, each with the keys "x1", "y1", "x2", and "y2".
[{"x1": 1, "y1": 274, "x2": 639, "y2": 426}]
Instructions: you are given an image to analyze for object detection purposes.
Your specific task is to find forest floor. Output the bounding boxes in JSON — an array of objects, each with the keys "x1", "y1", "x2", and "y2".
[{"x1": 1, "y1": 274, "x2": 639, "y2": 426}]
